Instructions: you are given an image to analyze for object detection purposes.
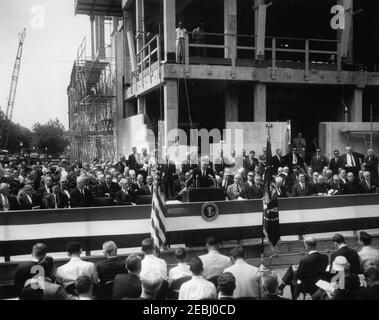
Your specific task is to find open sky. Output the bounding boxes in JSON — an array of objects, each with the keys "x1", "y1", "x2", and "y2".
[{"x1": 0, "y1": 0, "x2": 91, "y2": 130}]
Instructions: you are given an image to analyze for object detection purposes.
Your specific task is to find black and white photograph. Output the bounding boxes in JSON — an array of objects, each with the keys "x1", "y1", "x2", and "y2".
[{"x1": 1, "y1": 0, "x2": 379, "y2": 312}]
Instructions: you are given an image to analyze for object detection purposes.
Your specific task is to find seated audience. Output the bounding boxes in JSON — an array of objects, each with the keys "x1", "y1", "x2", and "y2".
[
  {"x1": 113, "y1": 254, "x2": 142, "y2": 300},
  {"x1": 357, "y1": 231, "x2": 379, "y2": 273},
  {"x1": 179, "y1": 257, "x2": 217, "y2": 300},
  {"x1": 56, "y1": 241, "x2": 98, "y2": 286}
]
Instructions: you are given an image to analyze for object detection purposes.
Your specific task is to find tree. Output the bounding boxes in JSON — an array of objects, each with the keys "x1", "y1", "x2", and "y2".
[
  {"x1": 32, "y1": 118, "x2": 69, "y2": 156},
  {"x1": 0, "y1": 109, "x2": 32, "y2": 153}
]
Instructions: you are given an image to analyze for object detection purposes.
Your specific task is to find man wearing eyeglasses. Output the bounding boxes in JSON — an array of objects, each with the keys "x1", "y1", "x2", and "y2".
[{"x1": 359, "y1": 171, "x2": 378, "y2": 194}]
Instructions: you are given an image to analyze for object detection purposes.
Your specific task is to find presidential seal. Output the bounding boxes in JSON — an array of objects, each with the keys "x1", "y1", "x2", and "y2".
[{"x1": 201, "y1": 202, "x2": 219, "y2": 221}]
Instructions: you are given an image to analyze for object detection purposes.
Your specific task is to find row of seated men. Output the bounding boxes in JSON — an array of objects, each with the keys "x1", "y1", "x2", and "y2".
[{"x1": 14, "y1": 233, "x2": 379, "y2": 300}]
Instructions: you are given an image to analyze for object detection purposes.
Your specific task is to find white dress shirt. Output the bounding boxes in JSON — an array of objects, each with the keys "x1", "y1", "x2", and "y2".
[
  {"x1": 140, "y1": 254, "x2": 168, "y2": 280},
  {"x1": 56, "y1": 257, "x2": 98, "y2": 286},
  {"x1": 199, "y1": 250, "x2": 231, "y2": 279},
  {"x1": 224, "y1": 259, "x2": 260, "y2": 298},
  {"x1": 1, "y1": 194, "x2": 10, "y2": 211},
  {"x1": 178, "y1": 275, "x2": 217, "y2": 300},
  {"x1": 169, "y1": 263, "x2": 191, "y2": 280}
]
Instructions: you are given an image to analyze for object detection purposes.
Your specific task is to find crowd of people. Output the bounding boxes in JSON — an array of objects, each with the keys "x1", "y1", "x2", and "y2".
[
  {"x1": 14, "y1": 231, "x2": 379, "y2": 300},
  {"x1": 0, "y1": 139, "x2": 378, "y2": 211}
]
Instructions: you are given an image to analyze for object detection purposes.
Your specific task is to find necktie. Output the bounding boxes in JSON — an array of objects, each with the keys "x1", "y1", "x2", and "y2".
[{"x1": 54, "y1": 194, "x2": 57, "y2": 209}]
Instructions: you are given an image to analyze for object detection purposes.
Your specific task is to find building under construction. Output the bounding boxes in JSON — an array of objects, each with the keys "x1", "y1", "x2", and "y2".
[{"x1": 69, "y1": 0, "x2": 379, "y2": 162}]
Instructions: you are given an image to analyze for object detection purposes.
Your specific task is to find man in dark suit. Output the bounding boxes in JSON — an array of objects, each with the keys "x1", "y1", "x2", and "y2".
[
  {"x1": 341, "y1": 146, "x2": 361, "y2": 177},
  {"x1": 96, "y1": 174, "x2": 121, "y2": 198},
  {"x1": 115, "y1": 179, "x2": 135, "y2": 205},
  {"x1": 141, "y1": 175, "x2": 154, "y2": 195},
  {"x1": 342, "y1": 172, "x2": 360, "y2": 194},
  {"x1": 0, "y1": 182, "x2": 19, "y2": 211},
  {"x1": 214, "y1": 150, "x2": 235, "y2": 176},
  {"x1": 330, "y1": 234, "x2": 360, "y2": 275},
  {"x1": 359, "y1": 171, "x2": 378, "y2": 194},
  {"x1": 291, "y1": 173, "x2": 312, "y2": 197},
  {"x1": 14, "y1": 243, "x2": 49, "y2": 295},
  {"x1": 70, "y1": 177, "x2": 93, "y2": 208},
  {"x1": 186, "y1": 160, "x2": 215, "y2": 188},
  {"x1": 272, "y1": 149, "x2": 285, "y2": 175},
  {"x1": 329, "y1": 150, "x2": 343, "y2": 175},
  {"x1": 243, "y1": 151, "x2": 260, "y2": 174},
  {"x1": 18, "y1": 184, "x2": 40, "y2": 210},
  {"x1": 97, "y1": 241, "x2": 127, "y2": 287},
  {"x1": 365, "y1": 149, "x2": 379, "y2": 182},
  {"x1": 311, "y1": 175, "x2": 331, "y2": 196},
  {"x1": 128, "y1": 147, "x2": 141, "y2": 171},
  {"x1": 181, "y1": 154, "x2": 192, "y2": 175},
  {"x1": 115, "y1": 155, "x2": 129, "y2": 175},
  {"x1": 112, "y1": 254, "x2": 142, "y2": 300},
  {"x1": 284, "y1": 147, "x2": 304, "y2": 173},
  {"x1": 42, "y1": 184, "x2": 69, "y2": 209},
  {"x1": 311, "y1": 148, "x2": 328, "y2": 175},
  {"x1": 297, "y1": 237, "x2": 328, "y2": 295}
]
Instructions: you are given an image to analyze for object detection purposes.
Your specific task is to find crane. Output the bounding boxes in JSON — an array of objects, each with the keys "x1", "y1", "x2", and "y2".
[{"x1": 2, "y1": 28, "x2": 26, "y2": 150}]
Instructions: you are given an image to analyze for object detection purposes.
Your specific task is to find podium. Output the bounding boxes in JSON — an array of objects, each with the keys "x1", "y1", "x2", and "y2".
[{"x1": 182, "y1": 188, "x2": 226, "y2": 203}]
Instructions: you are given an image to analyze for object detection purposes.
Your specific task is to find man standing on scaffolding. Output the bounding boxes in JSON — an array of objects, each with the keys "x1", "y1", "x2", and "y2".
[{"x1": 176, "y1": 21, "x2": 187, "y2": 64}]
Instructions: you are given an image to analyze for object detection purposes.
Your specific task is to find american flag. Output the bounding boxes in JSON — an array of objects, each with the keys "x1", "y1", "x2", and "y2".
[
  {"x1": 150, "y1": 165, "x2": 167, "y2": 252},
  {"x1": 262, "y1": 134, "x2": 281, "y2": 247}
]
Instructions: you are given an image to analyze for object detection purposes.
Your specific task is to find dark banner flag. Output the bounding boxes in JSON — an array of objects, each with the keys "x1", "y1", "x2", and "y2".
[{"x1": 262, "y1": 130, "x2": 281, "y2": 247}]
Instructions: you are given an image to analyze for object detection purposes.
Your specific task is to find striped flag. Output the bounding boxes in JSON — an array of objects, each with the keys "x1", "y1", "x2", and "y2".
[
  {"x1": 262, "y1": 135, "x2": 281, "y2": 247},
  {"x1": 150, "y1": 165, "x2": 167, "y2": 251}
]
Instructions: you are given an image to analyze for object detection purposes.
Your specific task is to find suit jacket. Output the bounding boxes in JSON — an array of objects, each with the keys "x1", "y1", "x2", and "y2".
[
  {"x1": 284, "y1": 152, "x2": 304, "y2": 171},
  {"x1": 14, "y1": 261, "x2": 38, "y2": 293},
  {"x1": 331, "y1": 246, "x2": 360, "y2": 275},
  {"x1": 239, "y1": 182, "x2": 255, "y2": 199},
  {"x1": 42, "y1": 192, "x2": 69, "y2": 209},
  {"x1": 359, "y1": 180, "x2": 378, "y2": 194},
  {"x1": 242, "y1": 158, "x2": 259, "y2": 173},
  {"x1": 292, "y1": 181, "x2": 312, "y2": 197},
  {"x1": 227, "y1": 183, "x2": 242, "y2": 200},
  {"x1": 329, "y1": 157, "x2": 343, "y2": 175},
  {"x1": 186, "y1": 168, "x2": 215, "y2": 188},
  {"x1": 128, "y1": 153, "x2": 140, "y2": 171},
  {"x1": 141, "y1": 184, "x2": 154, "y2": 195},
  {"x1": 297, "y1": 252, "x2": 329, "y2": 295},
  {"x1": 0, "y1": 194, "x2": 19, "y2": 211},
  {"x1": 112, "y1": 273, "x2": 142, "y2": 300},
  {"x1": 18, "y1": 191, "x2": 39, "y2": 210},
  {"x1": 342, "y1": 181, "x2": 360, "y2": 194},
  {"x1": 311, "y1": 155, "x2": 328, "y2": 174},
  {"x1": 272, "y1": 155, "x2": 285, "y2": 174},
  {"x1": 365, "y1": 155, "x2": 379, "y2": 179},
  {"x1": 96, "y1": 257, "x2": 128, "y2": 286},
  {"x1": 96, "y1": 182, "x2": 121, "y2": 198},
  {"x1": 312, "y1": 183, "x2": 331, "y2": 195},
  {"x1": 251, "y1": 184, "x2": 264, "y2": 199},
  {"x1": 115, "y1": 160, "x2": 129, "y2": 174},
  {"x1": 341, "y1": 153, "x2": 360, "y2": 173},
  {"x1": 70, "y1": 187, "x2": 93, "y2": 208},
  {"x1": 114, "y1": 189, "x2": 135, "y2": 205}
]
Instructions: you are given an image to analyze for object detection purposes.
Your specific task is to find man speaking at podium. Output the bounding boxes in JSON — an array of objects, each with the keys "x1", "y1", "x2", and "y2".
[{"x1": 186, "y1": 159, "x2": 216, "y2": 188}]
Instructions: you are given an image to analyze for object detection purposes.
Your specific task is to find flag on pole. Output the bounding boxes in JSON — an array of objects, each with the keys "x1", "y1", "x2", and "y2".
[
  {"x1": 262, "y1": 133, "x2": 281, "y2": 247},
  {"x1": 150, "y1": 165, "x2": 167, "y2": 252}
]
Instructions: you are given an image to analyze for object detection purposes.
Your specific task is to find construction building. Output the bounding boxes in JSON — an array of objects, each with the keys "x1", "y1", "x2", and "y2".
[{"x1": 70, "y1": 0, "x2": 379, "y2": 162}]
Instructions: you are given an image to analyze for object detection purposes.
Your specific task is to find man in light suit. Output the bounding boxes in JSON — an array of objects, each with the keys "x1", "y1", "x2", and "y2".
[
  {"x1": 0, "y1": 182, "x2": 18, "y2": 211},
  {"x1": 341, "y1": 146, "x2": 361, "y2": 177},
  {"x1": 227, "y1": 175, "x2": 242, "y2": 200}
]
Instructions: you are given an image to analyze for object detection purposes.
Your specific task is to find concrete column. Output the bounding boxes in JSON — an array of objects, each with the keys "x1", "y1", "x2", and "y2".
[
  {"x1": 137, "y1": 96, "x2": 146, "y2": 114},
  {"x1": 225, "y1": 84, "x2": 238, "y2": 123},
  {"x1": 90, "y1": 16, "x2": 95, "y2": 59},
  {"x1": 163, "y1": 0, "x2": 176, "y2": 62},
  {"x1": 337, "y1": 0, "x2": 353, "y2": 63},
  {"x1": 349, "y1": 87, "x2": 363, "y2": 122},
  {"x1": 136, "y1": 0, "x2": 145, "y2": 52},
  {"x1": 254, "y1": 0, "x2": 267, "y2": 60},
  {"x1": 163, "y1": 80, "x2": 179, "y2": 147},
  {"x1": 254, "y1": 83, "x2": 266, "y2": 122},
  {"x1": 224, "y1": 0, "x2": 237, "y2": 59},
  {"x1": 123, "y1": 9, "x2": 133, "y2": 83},
  {"x1": 95, "y1": 16, "x2": 105, "y2": 59}
]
